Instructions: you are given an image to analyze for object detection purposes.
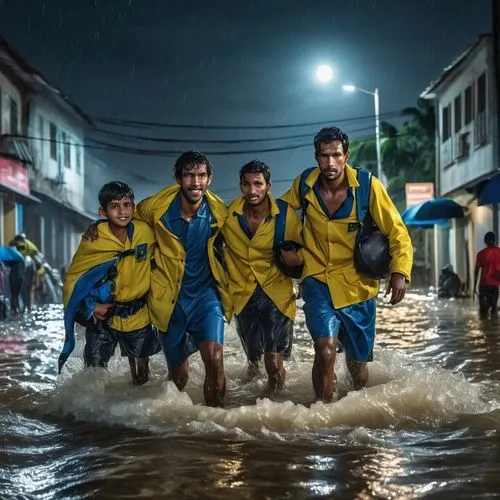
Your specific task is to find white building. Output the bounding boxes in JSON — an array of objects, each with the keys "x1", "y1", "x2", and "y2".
[
  {"x1": 0, "y1": 34, "x2": 94, "y2": 271},
  {"x1": 0, "y1": 47, "x2": 37, "y2": 245},
  {"x1": 421, "y1": 34, "x2": 499, "y2": 289}
]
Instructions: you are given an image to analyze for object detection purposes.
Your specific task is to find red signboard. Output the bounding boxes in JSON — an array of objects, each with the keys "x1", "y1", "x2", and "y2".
[
  {"x1": 0, "y1": 155, "x2": 30, "y2": 194},
  {"x1": 405, "y1": 182, "x2": 434, "y2": 209}
]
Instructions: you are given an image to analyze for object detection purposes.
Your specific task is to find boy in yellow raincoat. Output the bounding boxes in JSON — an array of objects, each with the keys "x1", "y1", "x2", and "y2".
[{"x1": 59, "y1": 182, "x2": 160, "y2": 384}]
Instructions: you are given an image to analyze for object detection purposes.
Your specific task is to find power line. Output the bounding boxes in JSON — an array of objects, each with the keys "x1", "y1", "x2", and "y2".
[
  {"x1": 12, "y1": 120, "x2": 424, "y2": 161},
  {"x1": 90, "y1": 126, "x2": 373, "y2": 147},
  {"x1": 91, "y1": 110, "x2": 401, "y2": 131},
  {"x1": 86, "y1": 137, "x2": 312, "y2": 156},
  {"x1": 90, "y1": 123, "x2": 385, "y2": 145}
]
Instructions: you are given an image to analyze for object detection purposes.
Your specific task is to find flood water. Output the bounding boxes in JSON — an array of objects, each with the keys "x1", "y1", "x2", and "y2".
[{"x1": 1, "y1": 291, "x2": 500, "y2": 499}]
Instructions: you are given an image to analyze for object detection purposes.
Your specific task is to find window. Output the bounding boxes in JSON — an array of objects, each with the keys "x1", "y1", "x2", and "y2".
[
  {"x1": 38, "y1": 115, "x2": 44, "y2": 157},
  {"x1": 464, "y1": 84, "x2": 473, "y2": 125},
  {"x1": 62, "y1": 132, "x2": 70, "y2": 168},
  {"x1": 49, "y1": 122, "x2": 57, "y2": 160},
  {"x1": 442, "y1": 104, "x2": 451, "y2": 142},
  {"x1": 477, "y1": 72, "x2": 486, "y2": 115},
  {"x1": 454, "y1": 95, "x2": 461, "y2": 134},
  {"x1": 75, "y1": 144, "x2": 81, "y2": 174},
  {"x1": 10, "y1": 97, "x2": 18, "y2": 134},
  {"x1": 475, "y1": 73, "x2": 487, "y2": 146}
]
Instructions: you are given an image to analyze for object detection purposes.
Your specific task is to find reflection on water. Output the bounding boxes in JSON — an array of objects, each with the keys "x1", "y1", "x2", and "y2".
[{"x1": 1, "y1": 291, "x2": 500, "y2": 498}]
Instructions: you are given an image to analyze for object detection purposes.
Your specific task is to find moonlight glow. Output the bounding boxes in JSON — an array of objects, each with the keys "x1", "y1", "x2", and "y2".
[{"x1": 316, "y1": 64, "x2": 334, "y2": 83}]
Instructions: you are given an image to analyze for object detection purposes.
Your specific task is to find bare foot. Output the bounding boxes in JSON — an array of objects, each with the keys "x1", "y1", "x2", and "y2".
[{"x1": 246, "y1": 361, "x2": 261, "y2": 381}]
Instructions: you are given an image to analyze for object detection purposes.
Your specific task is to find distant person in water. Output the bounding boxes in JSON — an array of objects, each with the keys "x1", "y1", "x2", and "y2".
[
  {"x1": 438, "y1": 264, "x2": 463, "y2": 299},
  {"x1": 473, "y1": 231, "x2": 500, "y2": 318}
]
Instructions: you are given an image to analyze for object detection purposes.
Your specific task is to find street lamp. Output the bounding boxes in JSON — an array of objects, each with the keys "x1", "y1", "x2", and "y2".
[{"x1": 343, "y1": 84, "x2": 383, "y2": 185}]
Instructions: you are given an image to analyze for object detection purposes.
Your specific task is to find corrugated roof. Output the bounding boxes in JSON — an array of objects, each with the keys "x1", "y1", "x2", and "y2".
[
  {"x1": 420, "y1": 33, "x2": 492, "y2": 98},
  {"x1": 0, "y1": 34, "x2": 93, "y2": 126}
]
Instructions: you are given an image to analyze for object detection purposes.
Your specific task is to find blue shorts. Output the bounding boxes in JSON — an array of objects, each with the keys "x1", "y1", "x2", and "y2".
[
  {"x1": 301, "y1": 276, "x2": 375, "y2": 362},
  {"x1": 159, "y1": 287, "x2": 225, "y2": 369}
]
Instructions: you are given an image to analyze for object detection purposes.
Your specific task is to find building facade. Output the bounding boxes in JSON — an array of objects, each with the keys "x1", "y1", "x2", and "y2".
[
  {"x1": 0, "y1": 35, "x2": 94, "y2": 272},
  {"x1": 0, "y1": 61, "x2": 39, "y2": 246},
  {"x1": 421, "y1": 34, "x2": 499, "y2": 289}
]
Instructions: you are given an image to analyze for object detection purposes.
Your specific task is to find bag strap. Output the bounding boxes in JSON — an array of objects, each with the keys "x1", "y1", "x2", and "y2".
[
  {"x1": 298, "y1": 167, "x2": 316, "y2": 221},
  {"x1": 355, "y1": 167, "x2": 372, "y2": 223},
  {"x1": 274, "y1": 198, "x2": 288, "y2": 249}
]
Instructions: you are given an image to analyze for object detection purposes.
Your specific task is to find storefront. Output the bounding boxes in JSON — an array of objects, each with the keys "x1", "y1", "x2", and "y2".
[{"x1": 0, "y1": 154, "x2": 40, "y2": 245}]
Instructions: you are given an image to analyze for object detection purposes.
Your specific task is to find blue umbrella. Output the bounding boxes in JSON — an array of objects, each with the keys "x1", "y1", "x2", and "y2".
[
  {"x1": 0, "y1": 246, "x2": 23, "y2": 265},
  {"x1": 477, "y1": 173, "x2": 500, "y2": 206},
  {"x1": 401, "y1": 198, "x2": 464, "y2": 227}
]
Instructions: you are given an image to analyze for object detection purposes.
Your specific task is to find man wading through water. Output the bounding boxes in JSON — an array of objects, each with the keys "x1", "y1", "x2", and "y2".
[
  {"x1": 84, "y1": 152, "x2": 232, "y2": 407},
  {"x1": 282, "y1": 126, "x2": 413, "y2": 402},
  {"x1": 222, "y1": 160, "x2": 303, "y2": 395}
]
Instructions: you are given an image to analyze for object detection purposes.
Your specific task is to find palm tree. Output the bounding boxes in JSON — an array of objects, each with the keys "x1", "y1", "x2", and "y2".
[{"x1": 349, "y1": 99, "x2": 435, "y2": 206}]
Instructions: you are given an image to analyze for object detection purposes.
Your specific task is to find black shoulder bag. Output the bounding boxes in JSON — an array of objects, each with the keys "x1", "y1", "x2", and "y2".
[{"x1": 353, "y1": 168, "x2": 391, "y2": 280}]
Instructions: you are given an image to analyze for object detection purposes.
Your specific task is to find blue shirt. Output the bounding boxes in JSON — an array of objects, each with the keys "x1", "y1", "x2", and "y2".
[
  {"x1": 313, "y1": 181, "x2": 354, "y2": 220},
  {"x1": 160, "y1": 194, "x2": 216, "y2": 310}
]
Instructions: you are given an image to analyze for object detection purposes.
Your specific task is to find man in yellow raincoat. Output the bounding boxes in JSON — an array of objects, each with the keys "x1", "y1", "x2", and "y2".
[
  {"x1": 136, "y1": 151, "x2": 232, "y2": 407},
  {"x1": 282, "y1": 126, "x2": 413, "y2": 402},
  {"x1": 222, "y1": 160, "x2": 303, "y2": 394}
]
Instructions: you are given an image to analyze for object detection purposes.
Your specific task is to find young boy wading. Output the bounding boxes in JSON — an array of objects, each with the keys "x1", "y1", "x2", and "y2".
[{"x1": 59, "y1": 182, "x2": 161, "y2": 384}]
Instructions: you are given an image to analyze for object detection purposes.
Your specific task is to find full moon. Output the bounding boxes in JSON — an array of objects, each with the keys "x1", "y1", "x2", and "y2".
[{"x1": 316, "y1": 64, "x2": 334, "y2": 83}]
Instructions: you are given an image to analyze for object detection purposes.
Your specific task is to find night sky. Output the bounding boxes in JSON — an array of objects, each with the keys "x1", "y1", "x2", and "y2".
[{"x1": 0, "y1": 0, "x2": 492, "y2": 203}]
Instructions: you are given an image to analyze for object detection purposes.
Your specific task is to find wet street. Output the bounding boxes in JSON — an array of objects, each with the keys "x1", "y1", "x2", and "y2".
[{"x1": 1, "y1": 291, "x2": 500, "y2": 499}]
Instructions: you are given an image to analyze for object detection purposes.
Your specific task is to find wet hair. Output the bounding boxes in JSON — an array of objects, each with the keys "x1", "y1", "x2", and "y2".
[
  {"x1": 485, "y1": 232, "x2": 496, "y2": 245},
  {"x1": 314, "y1": 126, "x2": 349, "y2": 155},
  {"x1": 239, "y1": 160, "x2": 271, "y2": 184},
  {"x1": 98, "y1": 181, "x2": 135, "y2": 210},
  {"x1": 173, "y1": 151, "x2": 213, "y2": 180}
]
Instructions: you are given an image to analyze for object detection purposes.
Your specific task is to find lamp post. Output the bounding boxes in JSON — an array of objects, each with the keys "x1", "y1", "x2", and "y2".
[{"x1": 342, "y1": 84, "x2": 383, "y2": 185}]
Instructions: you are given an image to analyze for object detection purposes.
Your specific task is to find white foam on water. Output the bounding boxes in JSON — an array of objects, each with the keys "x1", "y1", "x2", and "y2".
[{"x1": 43, "y1": 322, "x2": 500, "y2": 437}]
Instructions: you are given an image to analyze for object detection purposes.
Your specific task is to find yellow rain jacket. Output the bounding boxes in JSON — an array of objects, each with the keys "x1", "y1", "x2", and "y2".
[
  {"x1": 222, "y1": 194, "x2": 303, "y2": 320},
  {"x1": 135, "y1": 185, "x2": 232, "y2": 331},
  {"x1": 281, "y1": 165, "x2": 413, "y2": 309},
  {"x1": 12, "y1": 237, "x2": 40, "y2": 257},
  {"x1": 63, "y1": 220, "x2": 155, "y2": 333}
]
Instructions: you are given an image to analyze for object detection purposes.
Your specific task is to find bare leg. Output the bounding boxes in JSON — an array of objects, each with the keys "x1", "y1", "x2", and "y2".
[
  {"x1": 312, "y1": 337, "x2": 337, "y2": 402},
  {"x1": 264, "y1": 352, "x2": 285, "y2": 392},
  {"x1": 128, "y1": 357, "x2": 138, "y2": 385},
  {"x1": 199, "y1": 341, "x2": 225, "y2": 407},
  {"x1": 345, "y1": 355, "x2": 368, "y2": 390},
  {"x1": 128, "y1": 357, "x2": 150, "y2": 385},
  {"x1": 169, "y1": 359, "x2": 189, "y2": 392}
]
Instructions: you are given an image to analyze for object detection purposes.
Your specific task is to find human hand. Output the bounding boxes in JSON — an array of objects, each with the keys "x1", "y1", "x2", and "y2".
[
  {"x1": 82, "y1": 223, "x2": 99, "y2": 242},
  {"x1": 384, "y1": 272, "x2": 406, "y2": 305},
  {"x1": 93, "y1": 303, "x2": 113, "y2": 321}
]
